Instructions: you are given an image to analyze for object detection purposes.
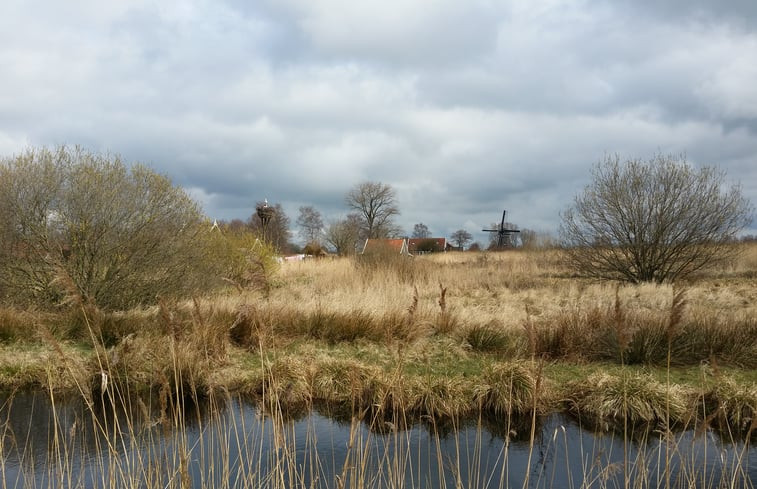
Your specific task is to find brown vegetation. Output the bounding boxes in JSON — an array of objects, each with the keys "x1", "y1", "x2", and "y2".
[{"x1": 0, "y1": 243, "x2": 755, "y2": 438}]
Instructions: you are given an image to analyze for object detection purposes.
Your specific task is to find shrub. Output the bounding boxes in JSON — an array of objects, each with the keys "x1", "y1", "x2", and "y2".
[
  {"x1": 220, "y1": 232, "x2": 280, "y2": 295},
  {"x1": 0, "y1": 146, "x2": 226, "y2": 310},
  {"x1": 560, "y1": 153, "x2": 753, "y2": 283},
  {"x1": 303, "y1": 242, "x2": 327, "y2": 257}
]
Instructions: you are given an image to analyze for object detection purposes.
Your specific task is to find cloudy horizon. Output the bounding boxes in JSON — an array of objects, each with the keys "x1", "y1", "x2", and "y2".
[{"x1": 2, "y1": 0, "x2": 756, "y2": 245}]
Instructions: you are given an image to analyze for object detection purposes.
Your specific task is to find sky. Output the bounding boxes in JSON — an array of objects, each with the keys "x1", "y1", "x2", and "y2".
[{"x1": 1, "y1": 0, "x2": 756, "y2": 244}]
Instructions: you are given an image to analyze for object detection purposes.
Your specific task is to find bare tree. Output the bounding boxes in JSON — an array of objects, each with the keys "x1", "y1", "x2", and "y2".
[
  {"x1": 296, "y1": 205, "x2": 324, "y2": 244},
  {"x1": 560, "y1": 153, "x2": 753, "y2": 283},
  {"x1": 518, "y1": 229, "x2": 556, "y2": 250},
  {"x1": 450, "y1": 229, "x2": 473, "y2": 249},
  {"x1": 345, "y1": 181, "x2": 400, "y2": 239},
  {"x1": 324, "y1": 214, "x2": 362, "y2": 256},
  {"x1": 519, "y1": 229, "x2": 538, "y2": 249},
  {"x1": 412, "y1": 223, "x2": 431, "y2": 238}
]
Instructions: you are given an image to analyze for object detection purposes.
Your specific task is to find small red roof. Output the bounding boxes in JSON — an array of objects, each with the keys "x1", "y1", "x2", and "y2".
[{"x1": 362, "y1": 238, "x2": 408, "y2": 254}]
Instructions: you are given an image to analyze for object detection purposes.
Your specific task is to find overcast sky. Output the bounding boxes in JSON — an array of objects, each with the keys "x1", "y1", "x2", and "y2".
[{"x1": 2, "y1": 0, "x2": 756, "y2": 244}]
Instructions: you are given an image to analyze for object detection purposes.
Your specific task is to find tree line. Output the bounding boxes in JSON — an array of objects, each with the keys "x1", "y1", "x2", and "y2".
[
  {"x1": 1, "y1": 146, "x2": 752, "y2": 310},
  {"x1": 213, "y1": 181, "x2": 403, "y2": 256},
  {"x1": 218, "y1": 180, "x2": 545, "y2": 255}
]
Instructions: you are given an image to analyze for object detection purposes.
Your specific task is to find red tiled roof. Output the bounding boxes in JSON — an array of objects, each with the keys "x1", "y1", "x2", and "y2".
[{"x1": 362, "y1": 238, "x2": 408, "y2": 254}]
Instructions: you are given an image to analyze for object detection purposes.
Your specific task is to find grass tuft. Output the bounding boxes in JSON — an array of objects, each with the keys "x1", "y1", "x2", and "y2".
[
  {"x1": 256, "y1": 356, "x2": 313, "y2": 416},
  {"x1": 305, "y1": 308, "x2": 377, "y2": 343},
  {"x1": 0, "y1": 307, "x2": 41, "y2": 342},
  {"x1": 567, "y1": 371, "x2": 688, "y2": 431},
  {"x1": 311, "y1": 357, "x2": 380, "y2": 407},
  {"x1": 464, "y1": 321, "x2": 522, "y2": 355},
  {"x1": 474, "y1": 362, "x2": 538, "y2": 417},
  {"x1": 229, "y1": 303, "x2": 267, "y2": 349},
  {"x1": 407, "y1": 375, "x2": 471, "y2": 422},
  {"x1": 699, "y1": 376, "x2": 757, "y2": 438}
]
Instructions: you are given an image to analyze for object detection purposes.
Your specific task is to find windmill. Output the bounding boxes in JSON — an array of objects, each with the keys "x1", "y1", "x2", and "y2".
[{"x1": 482, "y1": 210, "x2": 520, "y2": 248}]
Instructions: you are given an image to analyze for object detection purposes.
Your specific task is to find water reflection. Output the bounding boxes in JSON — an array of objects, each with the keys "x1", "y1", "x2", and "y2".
[{"x1": 1, "y1": 390, "x2": 754, "y2": 488}]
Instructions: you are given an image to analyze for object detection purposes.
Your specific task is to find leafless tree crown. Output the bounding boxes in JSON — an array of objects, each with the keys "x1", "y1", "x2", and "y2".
[
  {"x1": 324, "y1": 214, "x2": 362, "y2": 256},
  {"x1": 560, "y1": 153, "x2": 753, "y2": 283},
  {"x1": 412, "y1": 222, "x2": 430, "y2": 239},
  {"x1": 345, "y1": 181, "x2": 400, "y2": 239},
  {"x1": 296, "y1": 205, "x2": 324, "y2": 244},
  {"x1": 450, "y1": 229, "x2": 473, "y2": 249}
]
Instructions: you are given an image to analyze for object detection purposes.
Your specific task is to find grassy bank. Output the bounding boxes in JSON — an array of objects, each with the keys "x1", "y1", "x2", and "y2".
[{"x1": 0, "y1": 244, "x2": 756, "y2": 437}]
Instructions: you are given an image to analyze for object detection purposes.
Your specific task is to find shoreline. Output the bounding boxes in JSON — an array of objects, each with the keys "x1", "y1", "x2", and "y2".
[{"x1": 1, "y1": 339, "x2": 754, "y2": 439}]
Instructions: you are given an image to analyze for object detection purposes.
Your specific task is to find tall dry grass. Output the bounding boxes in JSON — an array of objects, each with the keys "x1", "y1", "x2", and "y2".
[{"x1": 227, "y1": 246, "x2": 757, "y2": 369}]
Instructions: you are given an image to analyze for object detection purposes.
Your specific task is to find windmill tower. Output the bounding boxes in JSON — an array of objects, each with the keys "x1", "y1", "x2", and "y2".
[{"x1": 482, "y1": 209, "x2": 520, "y2": 249}]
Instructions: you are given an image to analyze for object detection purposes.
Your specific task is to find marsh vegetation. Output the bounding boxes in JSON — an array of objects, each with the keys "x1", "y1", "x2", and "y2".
[{"x1": 1, "y1": 243, "x2": 756, "y2": 487}]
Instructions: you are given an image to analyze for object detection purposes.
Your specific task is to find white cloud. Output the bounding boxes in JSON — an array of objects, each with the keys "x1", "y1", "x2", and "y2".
[{"x1": 696, "y1": 38, "x2": 757, "y2": 120}]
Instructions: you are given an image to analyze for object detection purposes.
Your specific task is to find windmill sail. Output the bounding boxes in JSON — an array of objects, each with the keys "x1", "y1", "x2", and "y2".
[{"x1": 482, "y1": 210, "x2": 520, "y2": 248}]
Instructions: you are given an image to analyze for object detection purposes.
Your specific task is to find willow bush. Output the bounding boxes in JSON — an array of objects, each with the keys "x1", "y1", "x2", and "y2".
[
  {"x1": 560, "y1": 153, "x2": 753, "y2": 283},
  {"x1": 0, "y1": 146, "x2": 227, "y2": 310}
]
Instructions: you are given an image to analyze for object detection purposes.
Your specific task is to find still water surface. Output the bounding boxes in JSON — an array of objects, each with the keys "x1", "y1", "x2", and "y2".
[{"x1": 1, "y1": 391, "x2": 754, "y2": 488}]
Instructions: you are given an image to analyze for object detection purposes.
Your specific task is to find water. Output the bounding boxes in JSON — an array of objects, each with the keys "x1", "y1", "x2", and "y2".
[{"x1": 1, "y1": 390, "x2": 754, "y2": 488}]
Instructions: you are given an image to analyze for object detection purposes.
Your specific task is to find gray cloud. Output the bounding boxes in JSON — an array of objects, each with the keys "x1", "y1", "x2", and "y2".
[
  {"x1": 608, "y1": 0, "x2": 757, "y2": 28},
  {"x1": 1, "y1": 0, "x2": 755, "y2": 243}
]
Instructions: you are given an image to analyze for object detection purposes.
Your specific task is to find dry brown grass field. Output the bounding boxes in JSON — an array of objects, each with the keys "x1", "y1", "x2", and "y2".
[{"x1": 1, "y1": 243, "x2": 756, "y2": 437}]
